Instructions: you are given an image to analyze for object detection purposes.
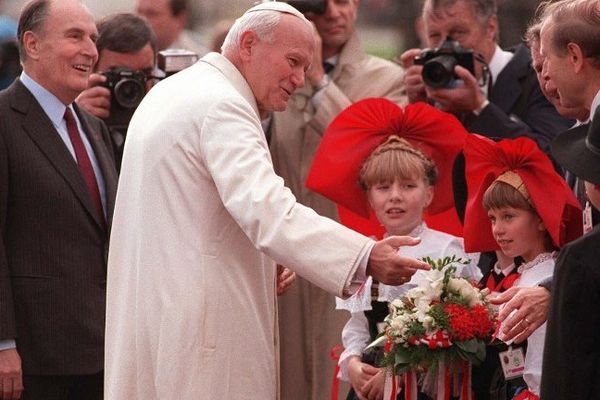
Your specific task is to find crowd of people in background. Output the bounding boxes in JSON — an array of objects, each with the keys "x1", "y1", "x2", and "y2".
[{"x1": 0, "y1": 0, "x2": 599, "y2": 399}]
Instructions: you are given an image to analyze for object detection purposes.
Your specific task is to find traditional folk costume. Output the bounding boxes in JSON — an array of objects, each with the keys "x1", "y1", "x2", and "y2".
[
  {"x1": 337, "y1": 224, "x2": 481, "y2": 386},
  {"x1": 307, "y1": 99, "x2": 482, "y2": 399},
  {"x1": 462, "y1": 135, "x2": 582, "y2": 399}
]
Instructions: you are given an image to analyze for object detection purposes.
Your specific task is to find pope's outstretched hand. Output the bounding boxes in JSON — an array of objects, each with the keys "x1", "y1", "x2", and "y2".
[{"x1": 366, "y1": 236, "x2": 430, "y2": 285}]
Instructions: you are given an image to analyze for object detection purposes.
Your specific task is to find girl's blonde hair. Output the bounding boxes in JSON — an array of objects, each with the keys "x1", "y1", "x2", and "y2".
[{"x1": 358, "y1": 136, "x2": 438, "y2": 191}]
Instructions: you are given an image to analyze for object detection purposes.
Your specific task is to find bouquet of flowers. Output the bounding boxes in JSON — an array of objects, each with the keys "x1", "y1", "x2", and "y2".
[{"x1": 369, "y1": 256, "x2": 497, "y2": 400}]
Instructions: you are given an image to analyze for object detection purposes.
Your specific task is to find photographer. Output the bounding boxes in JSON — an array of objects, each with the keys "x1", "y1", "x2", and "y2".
[
  {"x1": 400, "y1": 0, "x2": 571, "y2": 154},
  {"x1": 76, "y1": 13, "x2": 157, "y2": 168},
  {"x1": 269, "y1": 1, "x2": 406, "y2": 399}
]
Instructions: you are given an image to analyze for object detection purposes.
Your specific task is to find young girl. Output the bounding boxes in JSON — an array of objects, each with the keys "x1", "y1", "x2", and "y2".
[
  {"x1": 339, "y1": 135, "x2": 481, "y2": 400},
  {"x1": 306, "y1": 99, "x2": 481, "y2": 400},
  {"x1": 462, "y1": 135, "x2": 582, "y2": 400}
]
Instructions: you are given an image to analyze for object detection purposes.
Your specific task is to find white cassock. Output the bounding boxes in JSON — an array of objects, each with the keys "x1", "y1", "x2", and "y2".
[{"x1": 104, "y1": 52, "x2": 372, "y2": 400}]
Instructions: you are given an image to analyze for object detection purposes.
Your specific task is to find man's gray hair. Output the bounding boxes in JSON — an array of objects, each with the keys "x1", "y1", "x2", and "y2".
[
  {"x1": 221, "y1": 2, "x2": 311, "y2": 53},
  {"x1": 423, "y1": 0, "x2": 497, "y2": 27},
  {"x1": 221, "y1": 10, "x2": 282, "y2": 52},
  {"x1": 17, "y1": 0, "x2": 50, "y2": 62},
  {"x1": 541, "y1": 0, "x2": 600, "y2": 68}
]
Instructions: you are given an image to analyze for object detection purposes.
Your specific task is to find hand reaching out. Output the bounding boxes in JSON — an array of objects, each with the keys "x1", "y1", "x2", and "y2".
[
  {"x1": 367, "y1": 236, "x2": 430, "y2": 286},
  {"x1": 490, "y1": 286, "x2": 550, "y2": 343}
]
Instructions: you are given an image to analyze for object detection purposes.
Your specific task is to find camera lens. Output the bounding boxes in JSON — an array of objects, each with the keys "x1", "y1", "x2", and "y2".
[
  {"x1": 422, "y1": 55, "x2": 457, "y2": 88},
  {"x1": 113, "y1": 78, "x2": 145, "y2": 109}
]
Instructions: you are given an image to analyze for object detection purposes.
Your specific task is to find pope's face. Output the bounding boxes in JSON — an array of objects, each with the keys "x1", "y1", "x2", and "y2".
[{"x1": 245, "y1": 15, "x2": 315, "y2": 115}]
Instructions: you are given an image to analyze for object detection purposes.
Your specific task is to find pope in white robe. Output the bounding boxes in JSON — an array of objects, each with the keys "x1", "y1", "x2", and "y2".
[{"x1": 104, "y1": 3, "x2": 427, "y2": 399}]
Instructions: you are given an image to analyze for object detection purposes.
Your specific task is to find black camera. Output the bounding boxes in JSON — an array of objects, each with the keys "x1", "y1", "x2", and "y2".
[
  {"x1": 414, "y1": 37, "x2": 475, "y2": 89},
  {"x1": 101, "y1": 67, "x2": 148, "y2": 150},
  {"x1": 102, "y1": 67, "x2": 147, "y2": 110},
  {"x1": 283, "y1": 0, "x2": 327, "y2": 14}
]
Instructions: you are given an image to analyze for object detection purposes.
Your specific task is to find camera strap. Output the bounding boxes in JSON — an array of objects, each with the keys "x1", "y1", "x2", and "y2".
[{"x1": 475, "y1": 53, "x2": 491, "y2": 90}]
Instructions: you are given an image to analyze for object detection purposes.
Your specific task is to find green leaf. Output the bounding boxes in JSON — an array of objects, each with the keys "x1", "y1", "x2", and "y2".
[
  {"x1": 456, "y1": 339, "x2": 479, "y2": 354},
  {"x1": 395, "y1": 351, "x2": 409, "y2": 365}
]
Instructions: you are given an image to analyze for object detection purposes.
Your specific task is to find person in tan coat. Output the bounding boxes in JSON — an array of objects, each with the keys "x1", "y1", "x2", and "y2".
[
  {"x1": 104, "y1": 3, "x2": 427, "y2": 400},
  {"x1": 268, "y1": 1, "x2": 406, "y2": 398}
]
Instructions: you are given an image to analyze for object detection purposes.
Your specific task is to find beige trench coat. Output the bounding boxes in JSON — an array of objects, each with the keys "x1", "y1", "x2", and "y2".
[
  {"x1": 269, "y1": 33, "x2": 407, "y2": 400},
  {"x1": 104, "y1": 52, "x2": 371, "y2": 400}
]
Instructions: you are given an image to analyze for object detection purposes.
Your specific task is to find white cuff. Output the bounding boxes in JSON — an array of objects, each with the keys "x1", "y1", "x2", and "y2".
[
  {"x1": 472, "y1": 99, "x2": 490, "y2": 116},
  {"x1": 0, "y1": 340, "x2": 16, "y2": 351}
]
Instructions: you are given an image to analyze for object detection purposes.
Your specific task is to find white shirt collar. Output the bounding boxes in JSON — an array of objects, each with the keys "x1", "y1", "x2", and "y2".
[
  {"x1": 19, "y1": 71, "x2": 68, "y2": 127},
  {"x1": 590, "y1": 89, "x2": 600, "y2": 121},
  {"x1": 487, "y1": 45, "x2": 514, "y2": 89},
  {"x1": 493, "y1": 261, "x2": 516, "y2": 277}
]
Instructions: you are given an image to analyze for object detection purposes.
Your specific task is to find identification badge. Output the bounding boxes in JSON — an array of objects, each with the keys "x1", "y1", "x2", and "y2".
[
  {"x1": 583, "y1": 201, "x2": 593, "y2": 234},
  {"x1": 499, "y1": 346, "x2": 525, "y2": 380}
]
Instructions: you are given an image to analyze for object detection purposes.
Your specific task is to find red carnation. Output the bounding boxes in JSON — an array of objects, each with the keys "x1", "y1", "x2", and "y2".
[
  {"x1": 444, "y1": 304, "x2": 476, "y2": 341},
  {"x1": 471, "y1": 304, "x2": 494, "y2": 338}
]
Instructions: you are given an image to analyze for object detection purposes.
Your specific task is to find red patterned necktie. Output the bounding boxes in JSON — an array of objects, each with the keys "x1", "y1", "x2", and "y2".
[{"x1": 64, "y1": 107, "x2": 105, "y2": 225}]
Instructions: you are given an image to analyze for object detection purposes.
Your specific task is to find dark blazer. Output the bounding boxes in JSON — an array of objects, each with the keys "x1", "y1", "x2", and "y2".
[
  {"x1": 0, "y1": 79, "x2": 118, "y2": 375},
  {"x1": 540, "y1": 224, "x2": 600, "y2": 400},
  {"x1": 464, "y1": 43, "x2": 574, "y2": 155}
]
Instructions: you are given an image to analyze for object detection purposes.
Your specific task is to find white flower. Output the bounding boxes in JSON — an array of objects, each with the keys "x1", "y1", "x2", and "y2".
[
  {"x1": 425, "y1": 268, "x2": 446, "y2": 291},
  {"x1": 389, "y1": 312, "x2": 415, "y2": 342},
  {"x1": 422, "y1": 315, "x2": 435, "y2": 331},
  {"x1": 448, "y1": 277, "x2": 482, "y2": 306},
  {"x1": 391, "y1": 298, "x2": 404, "y2": 309},
  {"x1": 447, "y1": 277, "x2": 467, "y2": 293}
]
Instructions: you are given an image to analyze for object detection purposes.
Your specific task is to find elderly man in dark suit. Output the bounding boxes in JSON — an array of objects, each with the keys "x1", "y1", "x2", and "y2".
[
  {"x1": 401, "y1": 0, "x2": 572, "y2": 155},
  {"x1": 0, "y1": 1, "x2": 118, "y2": 399}
]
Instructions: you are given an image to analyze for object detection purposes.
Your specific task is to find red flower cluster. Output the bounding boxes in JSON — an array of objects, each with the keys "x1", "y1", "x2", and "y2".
[
  {"x1": 443, "y1": 303, "x2": 492, "y2": 341},
  {"x1": 471, "y1": 304, "x2": 495, "y2": 337}
]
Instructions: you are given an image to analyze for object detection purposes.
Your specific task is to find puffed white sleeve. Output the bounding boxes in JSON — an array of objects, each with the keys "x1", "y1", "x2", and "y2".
[{"x1": 338, "y1": 311, "x2": 371, "y2": 382}]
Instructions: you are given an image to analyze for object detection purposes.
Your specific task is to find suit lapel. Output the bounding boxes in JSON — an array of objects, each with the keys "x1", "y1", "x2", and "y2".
[
  {"x1": 11, "y1": 81, "x2": 107, "y2": 231},
  {"x1": 489, "y1": 44, "x2": 531, "y2": 113}
]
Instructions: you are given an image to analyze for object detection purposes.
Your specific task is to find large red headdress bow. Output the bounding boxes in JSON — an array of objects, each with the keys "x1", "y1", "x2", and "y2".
[
  {"x1": 306, "y1": 99, "x2": 468, "y2": 231},
  {"x1": 462, "y1": 134, "x2": 582, "y2": 252}
]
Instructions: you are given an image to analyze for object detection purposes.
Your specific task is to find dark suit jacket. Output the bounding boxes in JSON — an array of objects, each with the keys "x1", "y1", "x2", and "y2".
[
  {"x1": 464, "y1": 43, "x2": 574, "y2": 154},
  {"x1": 540, "y1": 224, "x2": 600, "y2": 400},
  {"x1": 0, "y1": 79, "x2": 118, "y2": 375}
]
